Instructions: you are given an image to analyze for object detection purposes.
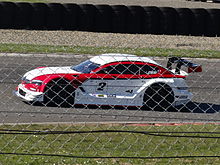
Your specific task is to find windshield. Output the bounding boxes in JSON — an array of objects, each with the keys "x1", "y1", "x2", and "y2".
[{"x1": 71, "y1": 60, "x2": 100, "y2": 73}]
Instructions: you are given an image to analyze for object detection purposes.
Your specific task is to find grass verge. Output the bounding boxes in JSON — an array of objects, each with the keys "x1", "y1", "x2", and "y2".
[
  {"x1": 0, "y1": 123, "x2": 220, "y2": 164},
  {"x1": 1, "y1": 43, "x2": 220, "y2": 58}
]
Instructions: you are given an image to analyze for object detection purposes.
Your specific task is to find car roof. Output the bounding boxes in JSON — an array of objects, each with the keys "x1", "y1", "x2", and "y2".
[{"x1": 90, "y1": 53, "x2": 160, "y2": 66}]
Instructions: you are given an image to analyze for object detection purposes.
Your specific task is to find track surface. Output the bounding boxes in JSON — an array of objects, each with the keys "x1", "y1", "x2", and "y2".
[{"x1": 0, "y1": 54, "x2": 219, "y2": 124}]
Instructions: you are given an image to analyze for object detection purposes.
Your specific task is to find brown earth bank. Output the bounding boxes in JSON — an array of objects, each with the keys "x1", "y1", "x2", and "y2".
[
  {"x1": 50, "y1": 0, "x2": 220, "y2": 9},
  {"x1": 0, "y1": 30, "x2": 220, "y2": 51}
]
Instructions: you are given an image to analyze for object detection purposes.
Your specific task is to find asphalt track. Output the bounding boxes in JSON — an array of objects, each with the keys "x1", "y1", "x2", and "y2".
[{"x1": 0, "y1": 53, "x2": 219, "y2": 124}]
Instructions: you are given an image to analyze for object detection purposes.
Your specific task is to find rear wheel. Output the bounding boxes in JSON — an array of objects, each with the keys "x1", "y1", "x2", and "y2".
[
  {"x1": 143, "y1": 83, "x2": 174, "y2": 111},
  {"x1": 44, "y1": 79, "x2": 75, "y2": 107}
]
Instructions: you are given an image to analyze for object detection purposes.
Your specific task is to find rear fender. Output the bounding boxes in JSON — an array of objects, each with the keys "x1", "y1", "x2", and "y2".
[{"x1": 138, "y1": 78, "x2": 174, "y2": 94}]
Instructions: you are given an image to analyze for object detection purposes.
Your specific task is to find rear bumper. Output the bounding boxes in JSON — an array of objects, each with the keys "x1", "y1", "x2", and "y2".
[
  {"x1": 173, "y1": 89, "x2": 193, "y2": 106},
  {"x1": 14, "y1": 84, "x2": 44, "y2": 102}
]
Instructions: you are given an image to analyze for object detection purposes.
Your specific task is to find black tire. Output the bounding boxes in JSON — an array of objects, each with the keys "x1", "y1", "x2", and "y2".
[
  {"x1": 78, "y1": 4, "x2": 97, "y2": 31},
  {"x1": 190, "y1": 8, "x2": 209, "y2": 36},
  {"x1": 62, "y1": 3, "x2": 80, "y2": 30},
  {"x1": 46, "y1": 3, "x2": 65, "y2": 30},
  {"x1": 0, "y1": 2, "x2": 17, "y2": 29},
  {"x1": 127, "y1": 6, "x2": 145, "y2": 34},
  {"x1": 30, "y1": 3, "x2": 49, "y2": 30},
  {"x1": 111, "y1": 5, "x2": 129, "y2": 33},
  {"x1": 143, "y1": 6, "x2": 162, "y2": 34},
  {"x1": 206, "y1": 9, "x2": 220, "y2": 37},
  {"x1": 14, "y1": 2, "x2": 33, "y2": 29},
  {"x1": 175, "y1": 8, "x2": 193, "y2": 35},
  {"x1": 143, "y1": 83, "x2": 174, "y2": 111},
  {"x1": 44, "y1": 79, "x2": 75, "y2": 107},
  {"x1": 159, "y1": 7, "x2": 178, "y2": 35},
  {"x1": 94, "y1": 5, "x2": 113, "y2": 32}
]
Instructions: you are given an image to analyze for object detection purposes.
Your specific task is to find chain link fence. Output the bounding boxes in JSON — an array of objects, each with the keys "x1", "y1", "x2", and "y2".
[
  {"x1": 0, "y1": 1, "x2": 219, "y2": 164},
  {"x1": 0, "y1": 48, "x2": 219, "y2": 164}
]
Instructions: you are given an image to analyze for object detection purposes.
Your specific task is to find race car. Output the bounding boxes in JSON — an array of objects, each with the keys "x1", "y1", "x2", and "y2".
[{"x1": 14, "y1": 53, "x2": 202, "y2": 110}]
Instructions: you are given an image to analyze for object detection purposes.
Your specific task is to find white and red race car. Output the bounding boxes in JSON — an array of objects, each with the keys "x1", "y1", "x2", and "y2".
[{"x1": 14, "y1": 54, "x2": 202, "y2": 110}]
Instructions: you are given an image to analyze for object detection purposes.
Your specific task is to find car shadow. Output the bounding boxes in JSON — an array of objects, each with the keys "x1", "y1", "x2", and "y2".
[
  {"x1": 174, "y1": 102, "x2": 220, "y2": 113},
  {"x1": 28, "y1": 101, "x2": 220, "y2": 114}
]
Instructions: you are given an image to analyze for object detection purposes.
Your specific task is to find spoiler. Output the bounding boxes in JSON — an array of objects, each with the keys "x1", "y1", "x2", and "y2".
[{"x1": 167, "y1": 57, "x2": 202, "y2": 74}]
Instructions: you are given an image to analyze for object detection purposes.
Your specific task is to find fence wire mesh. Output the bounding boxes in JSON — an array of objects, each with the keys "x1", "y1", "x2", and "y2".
[
  {"x1": 0, "y1": 49, "x2": 219, "y2": 164},
  {"x1": 0, "y1": 29, "x2": 219, "y2": 165}
]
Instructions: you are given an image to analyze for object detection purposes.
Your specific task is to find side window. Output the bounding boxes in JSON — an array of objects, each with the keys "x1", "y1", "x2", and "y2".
[
  {"x1": 97, "y1": 65, "x2": 120, "y2": 74},
  {"x1": 140, "y1": 65, "x2": 159, "y2": 75},
  {"x1": 97, "y1": 64, "x2": 159, "y2": 75},
  {"x1": 97, "y1": 64, "x2": 134, "y2": 74},
  {"x1": 114, "y1": 64, "x2": 127, "y2": 74},
  {"x1": 114, "y1": 64, "x2": 140, "y2": 75},
  {"x1": 123, "y1": 64, "x2": 139, "y2": 74}
]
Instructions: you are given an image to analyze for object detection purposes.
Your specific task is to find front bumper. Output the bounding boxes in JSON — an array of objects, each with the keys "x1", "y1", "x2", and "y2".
[{"x1": 14, "y1": 84, "x2": 44, "y2": 102}]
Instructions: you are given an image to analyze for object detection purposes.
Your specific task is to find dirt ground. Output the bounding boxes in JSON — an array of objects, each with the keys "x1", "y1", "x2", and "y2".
[{"x1": 50, "y1": 0, "x2": 220, "y2": 8}]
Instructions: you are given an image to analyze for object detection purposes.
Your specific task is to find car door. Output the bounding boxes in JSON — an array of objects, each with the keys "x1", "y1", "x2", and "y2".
[
  {"x1": 74, "y1": 72, "x2": 114, "y2": 105},
  {"x1": 94, "y1": 62, "x2": 146, "y2": 106},
  {"x1": 75, "y1": 62, "x2": 161, "y2": 106}
]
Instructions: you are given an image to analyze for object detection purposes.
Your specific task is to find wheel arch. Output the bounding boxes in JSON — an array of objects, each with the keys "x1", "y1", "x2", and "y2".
[
  {"x1": 42, "y1": 77, "x2": 76, "y2": 106},
  {"x1": 144, "y1": 81, "x2": 174, "y2": 96},
  {"x1": 42, "y1": 77, "x2": 73, "y2": 92},
  {"x1": 142, "y1": 81, "x2": 175, "y2": 110},
  {"x1": 142, "y1": 78, "x2": 174, "y2": 94}
]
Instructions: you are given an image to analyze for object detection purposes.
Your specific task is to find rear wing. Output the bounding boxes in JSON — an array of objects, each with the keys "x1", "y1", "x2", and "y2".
[{"x1": 167, "y1": 57, "x2": 202, "y2": 74}]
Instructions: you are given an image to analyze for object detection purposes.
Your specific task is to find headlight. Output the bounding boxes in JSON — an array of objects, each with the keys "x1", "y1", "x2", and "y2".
[
  {"x1": 31, "y1": 80, "x2": 43, "y2": 86},
  {"x1": 21, "y1": 77, "x2": 43, "y2": 86},
  {"x1": 21, "y1": 76, "x2": 31, "y2": 84},
  {"x1": 21, "y1": 76, "x2": 25, "y2": 81}
]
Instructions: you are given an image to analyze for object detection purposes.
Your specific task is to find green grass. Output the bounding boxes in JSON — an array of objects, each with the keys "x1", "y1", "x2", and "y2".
[
  {"x1": 1, "y1": 43, "x2": 220, "y2": 58},
  {"x1": 0, "y1": 123, "x2": 220, "y2": 164}
]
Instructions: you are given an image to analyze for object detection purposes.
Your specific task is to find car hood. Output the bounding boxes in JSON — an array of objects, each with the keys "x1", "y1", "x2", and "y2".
[{"x1": 23, "y1": 66, "x2": 81, "y2": 80}]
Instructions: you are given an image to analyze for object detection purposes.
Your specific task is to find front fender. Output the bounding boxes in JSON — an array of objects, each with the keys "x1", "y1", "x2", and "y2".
[{"x1": 35, "y1": 74, "x2": 78, "y2": 92}]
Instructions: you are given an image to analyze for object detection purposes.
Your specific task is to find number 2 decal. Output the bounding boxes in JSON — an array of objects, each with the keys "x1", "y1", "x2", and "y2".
[{"x1": 97, "y1": 82, "x2": 107, "y2": 91}]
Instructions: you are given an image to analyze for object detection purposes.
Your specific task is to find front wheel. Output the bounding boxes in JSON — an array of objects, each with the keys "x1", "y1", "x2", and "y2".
[
  {"x1": 143, "y1": 83, "x2": 174, "y2": 111},
  {"x1": 44, "y1": 79, "x2": 75, "y2": 107}
]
